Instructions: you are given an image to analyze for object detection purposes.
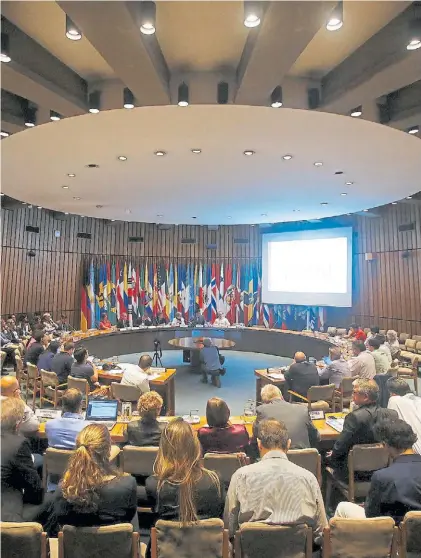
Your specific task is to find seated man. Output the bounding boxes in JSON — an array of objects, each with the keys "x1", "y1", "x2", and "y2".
[
  {"x1": 154, "y1": 312, "x2": 168, "y2": 326},
  {"x1": 171, "y1": 312, "x2": 185, "y2": 326},
  {"x1": 189, "y1": 309, "x2": 206, "y2": 327},
  {"x1": 284, "y1": 351, "x2": 319, "y2": 399},
  {"x1": 365, "y1": 325, "x2": 380, "y2": 347},
  {"x1": 224, "y1": 419, "x2": 327, "y2": 542},
  {"x1": 37, "y1": 340, "x2": 60, "y2": 372},
  {"x1": 0, "y1": 375, "x2": 40, "y2": 436},
  {"x1": 375, "y1": 333, "x2": 392, "y2": 363},
  {"x1": 387, "y1": 377, "x2": 421, "y2": 454},
  {"x1": 127, "y1": 391, "x2": 164, "y2": 446},
  {"x1": 345, "y1": 324, "x2": 367, "y2": 341},
  {"x1": 142, "y1": 314, "x2": 153, "y2": 327},
  {"x1": 348, "y1": 341, "x2": 376, "y2": 380},
  {"x1": 51, "y1": 341, "x2": 75, "y2": 385},
  {"x1": 253, "y1": 384, "x2": 319, "y2": 449},
  {"x1": 45, "y1": 389, "x2": 87, "y2": 449},
  {"x1": 213, "y1": 312, "x2": 230, "y2": 328},
  {"x1": 0, "y1": 329, "x2": 20, "y2": 371},
  {"x1": 116, "y1": 312, "x2": 129, "y2": 328},
  {"x1": 318, "y1": 346, "x2": 350, "y2": 388},
  {"x1": 120, "y1": 354, "x2": 151, "y2": 393},
  {"x1": 70, "y1": 346, "x2": 98, "y2": 391},
  {"x1": 335, "y1": 419, "x2": 421, "y2": 523},
  {"x1": 25, "y1": 330, "x2": 48, "y2": 366},
  {"x1": 200, "y1": 338, "x2": 225, "y2": 388},
  {"x1": 367, "y1": 337, "x2": 390, "y2": 375},
  {"x1": 56, "y1": 314, "x2": 73, "y2": 333},
  {"x1": 42, "y1": 312, "x2": 58, "y2": 334}
]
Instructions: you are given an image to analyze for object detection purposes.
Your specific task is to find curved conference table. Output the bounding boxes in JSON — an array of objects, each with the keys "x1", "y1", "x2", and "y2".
[{"x1": 73, "y1": 326, "x2": 333, "y2": 361}]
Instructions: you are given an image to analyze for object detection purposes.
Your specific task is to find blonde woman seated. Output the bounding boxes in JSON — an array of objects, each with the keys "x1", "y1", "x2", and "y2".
[
  {"x1": 198, "y1": 397, "x2": 249, "y2": 454},
  {"x1": 145, "y1": 418, "x2": 225, "y2": 522},
  {"x1": 127, "y1": 391, "x2": 164, "y2": 447},
  {"x1": 52, "y1": 424, "x2": 137, "y2": 528}
]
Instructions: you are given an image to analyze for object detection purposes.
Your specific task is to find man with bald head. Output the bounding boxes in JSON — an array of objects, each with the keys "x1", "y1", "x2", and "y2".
[
  {"x1": 0, "y1": 375, "x2": 40, "y2": 436},
  {"x1": 284, "y1": 351, "x2": 320, "y2": 400}
]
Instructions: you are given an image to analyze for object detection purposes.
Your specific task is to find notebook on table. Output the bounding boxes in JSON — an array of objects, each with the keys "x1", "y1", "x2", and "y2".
[
  {"x1": 325, "y1": 416, "x2": 345, "y2": 433},
  {"x1": 85, "y1": 399, "x2": 119, "y2": 430}
]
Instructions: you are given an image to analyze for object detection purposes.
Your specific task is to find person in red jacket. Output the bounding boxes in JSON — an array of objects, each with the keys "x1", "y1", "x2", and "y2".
[
  {"x1": 98, "y1": 312, "x2": 112, "y2": 330},
  {"x1": 345, "y1": 324, "x2": 367, "y2": 341}
]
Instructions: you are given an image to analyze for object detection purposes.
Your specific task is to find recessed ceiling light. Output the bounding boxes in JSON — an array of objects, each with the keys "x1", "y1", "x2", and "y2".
[
  {"x1": 22, "y1": 202, "x2": 27, "y2": 205},
  {"x1": 37, "y1": 206, "x2": 42, "y2": 209},
  {"x1": 154, "y1": 151, "x2": 166, "y2": 156},
  {"x1": 340, "y1": 192, "x2": 347, "y2": 196},
  {"x1": 227, "y1": 216, "x2": 232, "y2": 219},
  {"x1": 320, "y1": 202, "x2": 328, "y2": 206},
  {"x1": 62, "y1": 185, "x2": 69, "y2": 189},
  {"x1": 282, "y1": 154, "x2": 293, "y2": 160},
  {"x1": 67, "y1": 174, "x2": 76, "y2": 178},
  {"x1": 392, "y1": 202, "x2": 398, "y2": 205},
  {"x1": 406, "y1": 196, "x2": 413, "y2": 199},
  {"x1": 89, "y1": 108, "x2": 100, "y2": 114},
  {"x1": 350, "y1": 106, "x2": 362, "y2": 117},
  {"x1": 0, "y1": 193, "x2": 4, "y2": 196},
  {"x1": 363, "y1": 209, "x2": 369, "y2": 212},
  {"x1": 408, "y1": 125, "x2": 419, "y2": 134},
  {"x1": 117, "y1": 156, "x2": 127, "y2": 161},
  {"x1": 191, "y1": 149, "x2": 201, "y2": 154},
  {"x1": 261, "y1": 213, "x2": 267, "y2": 217},
  {"x1": 111, "y1": 219, "x2": 116, "y2": 222},
  {"x1": 25, "y1": 122, "x2": 35, "y2": 128},
  {"x1": 1, "y1": 131, "x2": 9, "y2": 137},
  {"x1": 86, "y1": 164, "x2": 99, "y2": 168},
  {"x1": 345, "y1": 181, "x2": 354, "y2": 185},
  {"x1": 314, "y1": 162, "x2": 323, "y2": 167},
  {"x1": 157, "y1": 214, "x2": 163, "y2": 218},
  {"x1": 244, "y1": 150, "x2": 255, "y2": 156},
  {"x1": 50, "y1": 110, "x2": 61, "y2": 121},
  {"x1": 28, "y1": 205, "x2": 33, "y2": 209},
  {"x1": 73, "y1": 196, "x2": 81, "y2": 200},
  {"x1": 64, "y1": 212, "x2": 69, "y2": 215}
]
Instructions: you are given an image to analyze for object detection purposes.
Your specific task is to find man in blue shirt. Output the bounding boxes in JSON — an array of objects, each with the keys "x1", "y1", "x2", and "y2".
[
  {"x1": 200, "y1": 338, "x2": 225, "y2": 388},
  {"x1": 45, "y1": 388, "x2": 87, "y2": 449},
  {"x1": 37, "y1": 340, "x2": 60, "y2": 372}
]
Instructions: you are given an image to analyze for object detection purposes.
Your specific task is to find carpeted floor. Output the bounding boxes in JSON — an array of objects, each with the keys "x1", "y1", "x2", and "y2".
[{"x1": 117, "y1": 349, "x2": 292, "y2": 416}]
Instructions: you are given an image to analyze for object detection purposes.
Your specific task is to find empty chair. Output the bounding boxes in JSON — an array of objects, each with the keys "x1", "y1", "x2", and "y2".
[
  {"x1": 235, "y1": 522, "x2": 312, "y2": 558},
  {"x1": 25, "y1": 362, "x2": 41, "y2": 410},
  {"x1": 413, "y1": 335, "x2": 421, "y2": 344},
  {"x1": 67, "y1": 376, "x2": 90, "y2": 408},
  {"x1": 287, "y1": 449, "x2": 321, "y2": 486},
  {"x1": 122, "y1": 445, "x2": 158, "y2": 478},
  {"x1": 322, "y1": 517, "x2": 397, "y2": 558},
  {"x1": 399, "y1": 333, "x2": 411, "y2": 349},
  {"x1": 396, "y1": 357, "x2": 419, "y2": 396},
  {"x1": 58, "y1": 524, "x2": 139, "y2": 558},
  {"x1": 1, "y1": 522, "x2": 47, "y2": 558},
  {"x1": 336, "y1": 328, "x2": 347, "y2": 336},
  {"x1": 151, "y1": 518, "x2": 228, "y2": 558},
  {"x1": 335, "y1": 376, "x2": 359, "y2": 411},
  {"x1": 289, "y1": 384, "x2": 336, "y2": 411},
  {"x1": 111, "y1": 382, "x2": 142, "y2": 412},
  {"x1": 42, "y1": 447, "x2": 74, "y2": 490},
  {"x1": 416, "y1": 342, "x2": 421, "y2": 355},
  {"x1": 400, "y1": 511, "x2": 421, "y2": 558},
  {"x1": 404, "y1": 339, "x2": 417, "y2": 354},
  {"x1": 40, "y1": 369, "x2": 66, "y2": 408},
  {"x1": 327, "y1": 327, "x2": 337, "y2": 336},
  {"x1": 203, "y1": 452, "x2": 248, "y2": 487}
]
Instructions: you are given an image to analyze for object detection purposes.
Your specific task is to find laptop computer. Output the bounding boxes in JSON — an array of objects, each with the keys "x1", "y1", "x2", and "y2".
[{"x1": 85, "y1": 399, "x2": 119, "y2": 430}]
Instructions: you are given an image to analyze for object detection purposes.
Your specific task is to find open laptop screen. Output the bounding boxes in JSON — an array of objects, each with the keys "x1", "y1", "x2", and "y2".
[{"x1": 86, "y1": 400, "x2": 118, "y2": 421}]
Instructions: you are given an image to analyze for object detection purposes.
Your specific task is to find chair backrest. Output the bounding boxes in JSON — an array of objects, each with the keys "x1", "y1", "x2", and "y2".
[
  {"x1": 43, "y1": 448, "x2": 74, "y2": 489},
  {"x1": 405, "y1": 339, "x2": 417, "y2": 351},
  {"x1": 416, "y1": 342, "x2": 421, "y2": 354},
  {"x1": 323, "y1": 517, "x2": 397, "y2": 558},
  {"x1": 400, "y1": 511, "x2": 421, "y2": 558},
  {"x1": 327, "y1": 327, "x2": 337, "y2": 336},
  {"x1": 68, "y1": 375, "x2": 89, "y2": 394},
  {"x1": 339, "y1": 375, "x2": 359, "y2": 396},
  {"x1": 399, "y1": 333, "x2": 410, "y2": 343},
  {"x1": 1, "y1": 522, "x2": 47, "y2": 558},
  {"x1": 337, "y1": 328, "x2": 347, "y2": 336},
  {"x1": 287, "y1": 449, "x2": 321, "y2": 486},
  {"x1": 413, "y1": 335, "x2": 421, "y2": 343},
  {"x1": 307, "y1": 384, "x2": 335, "y2": 403},
  {"x1": 379, "y1": 329, "x2": 386, "y2": 336},
  {"x1": 40, "y1": 369, "x2": 60, "y2": 387},
  {"x1": 235, "y1": 522, "x2": 312, "y2": 558},
  {"x1": 0, "y1": 351, "x2": 6, "y2": 367},
  {"x1": 122, "y1": 445, "x2": 158, "y2": 476},
  {"x1": 363, "y1": 328, "x2": 370, "y2": 334},
  {"x1": 27, "y1": 362, "x2": 39, "y2": 379},
  {"x1": 111, "y1": 382, "x2": 142, "y2": 402},
  {"x1": 203, "y1": 453, "x2": 247, "y2": 486},
  {"x1": 151, "y1": 519, "x2": 227, "y2": 558},
  {"x1": 59, "y1": 524, "x2": 138, "y2": 558},
  {"x1": 348, "y1": 444, "x2": 389, "y2": 473}
]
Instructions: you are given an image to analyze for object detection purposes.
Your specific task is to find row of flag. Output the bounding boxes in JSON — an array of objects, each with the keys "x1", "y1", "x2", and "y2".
[{"x1": 80, "y1": 260, "x2": 326, "y2": 332}]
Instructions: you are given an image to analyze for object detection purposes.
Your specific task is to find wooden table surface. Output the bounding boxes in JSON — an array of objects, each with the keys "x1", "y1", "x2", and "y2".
[
  {"x1": 97, "y1": 368, "x2": 176, "y2": 385},
  {"x1": 167, "y1": 337, "x2": 235, "y2": 350}
]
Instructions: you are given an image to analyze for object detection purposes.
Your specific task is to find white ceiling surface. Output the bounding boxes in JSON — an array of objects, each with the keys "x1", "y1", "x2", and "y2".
[{"x1": 2, "y1": 105, "x2": 420, "y2": 225}]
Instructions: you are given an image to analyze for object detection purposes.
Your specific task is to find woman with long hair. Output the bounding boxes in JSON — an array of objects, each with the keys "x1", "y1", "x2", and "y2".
[
  {"x1": 145, "y1": 417, "x2": 225, "y2": 524},
  {"x1": 53, "y1": 424, "x2": 137, "y2": 527}
]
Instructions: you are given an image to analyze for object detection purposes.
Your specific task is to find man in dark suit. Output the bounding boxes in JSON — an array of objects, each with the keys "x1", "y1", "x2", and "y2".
[
  {"x1": 190, "y1": 309, "x2": 206, "y2": 327},
  {"x1": 327, "y1": 379, "x2": 398, "y2": 479},
  {"x1": 335, "y1": 418, "x2": 421, "y2": 522},
  {"x1": 284, "y1": 352, "x2": 320, "y2": 400},
  {"x1": 253, "y1": 384, "x2": 319, "y2": 449},
  {"x1": 1, "y1": 397, "x2": 43, "y2": 521}
]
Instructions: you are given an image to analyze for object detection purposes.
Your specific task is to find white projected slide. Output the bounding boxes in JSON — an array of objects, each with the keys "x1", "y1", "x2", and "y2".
[{"x1": 262, "y1": 228, "x2": 352, "y2": 307}]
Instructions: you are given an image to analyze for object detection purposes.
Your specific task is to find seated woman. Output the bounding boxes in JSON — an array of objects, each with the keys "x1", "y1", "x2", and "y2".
[
  {"x1": 198, "y1": 397, "x2": 249, "y2": 454},
  {"x1": 99, "y1": 312, "x2": 112, "y2": 330},
  {"x1": 145, "y1": 418, "x2": 225, "y2": 522},
  {"x1": 127, "y1": 391, "x2": 164, "y2": 447},
  {"x1": 52, "y1": 424, "x2": 137, "y2": 528}
]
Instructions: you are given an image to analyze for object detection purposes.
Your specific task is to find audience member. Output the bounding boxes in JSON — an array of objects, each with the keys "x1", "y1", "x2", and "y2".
[
  {"x1": 224, "y1": 419, "x2": 327, "y2": 541},
  {"x1": 154, "y1": 312, "x2": 168, "y2": 326},
  {"x1": 327, "y1": 379, "x2": 397, "y2": 478},
  {"x1": 385, "y1": 330, "x2": 400, "y2": 358},
  {"x1": 318, "y1": 347, "x2": 350, "y2": 387},
  {"x1": 52, "y1": 424, "x2": 137, "y2": 528},
  {"x1": 1, "y1": 397, "x2": 43, "y2": 521},
  {"x1": 253, "y1": 385, "x2": 319, "y2": 449},
  {"x1": 171, "y1": 311, "x2": 185, "y2": 326},
  {"x1": 345, "y1": 324, "x2": 367, "y2": 341},
  {"x1": 348, "y1": 341, "x2": 376, "y2": 379},
  {"x1": 99, "y1": 312, "x2": 112, "y2": 330},
  {"x1": 368, "y1": 337, "x2": 390, "y2": 374},
  {"x1": 51, "y1": 342, "x2": 75, "y2": 384},
  {"x1": 198, "y1": 397, "x2": 249, "y2": 454},
  {"x1": 146, "y1": 418, "x2": 224, "y2": 522},
  {"x1": 5, "y1": 318, "x2": 22, "y2": 350},
  {"x1": 56, "y1": 314, "x2": 73, "y2": 332},
  {"x1": 0, "y1": 329, "x2": 20, "y2": 370},
  {"x1": 0, "y1": 375, "x2": 40, "y2": 436},
  {"x1": 127, "y1": 391, "x2": 164, "y2": 447},
  {"x1": 387, "y1": 378, "x2": 421, "y2": 454},
  {"x1": 200, "y1": 338, "x2": 225, "y2": 388},
  {"x1": 25, "y1": 330, "x2": 48, "y2": 366},
  {"x1": 284, "y1": 351, "x2": 320, "y2": 399},
  {"x1": 335, "y1": 419, "x2": 421, "y2": 522},
  {"x1": 213, "y1": 311, "x2": 230, "y2": 328},
  {"x1": 16, "y1": 314, "x2": 31, "y2": 338},
  {"x1": 37, "y1": 340, "x2": 60, "y2": 372},
  {"x1": 45, "y1": 389, "x2": 87, "y2": 449},
  {"x1": 117, "y1": 312, "x2": 129, "y2": 328},
  {"x1": 70, "y1": 347, "x2": 98, "y2": 390},
  {"x1": 365, "y1": 325, "x2": 380, "y2": 347},
  {"x1": 120, "y1": 355, "x2": 151, "y2": 393},
  {"x1": 375, "y1": 333, "x2": 392, "y2": 363},
  {"x1": 42, "y1": 312, "x2": 58, "y2": 334}
]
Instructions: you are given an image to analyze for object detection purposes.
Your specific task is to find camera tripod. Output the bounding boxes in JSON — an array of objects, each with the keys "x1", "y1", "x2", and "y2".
[{"x1": 152, "y1": 340, "x2": 163, "y2": 367}]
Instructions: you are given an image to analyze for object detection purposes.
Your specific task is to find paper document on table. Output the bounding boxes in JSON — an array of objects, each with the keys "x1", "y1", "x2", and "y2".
[
  {"x1": 326, "y1": 417, "x2": 345, "y2": 433},
  {"x1": 35, "y1": 409, "x2": 61, "y2": 420},
  {"x1": 268, "y1": 373, "x2": 285, "y2": 380}
]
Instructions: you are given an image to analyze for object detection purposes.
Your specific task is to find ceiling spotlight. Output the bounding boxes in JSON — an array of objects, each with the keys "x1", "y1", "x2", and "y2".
[
  {"x1": 1, "y1": 131, "x2": 10, "y2": 137},
  {"x1": 320, "y1": 202, "x2": 329, "y2": 206},
  {"x1": 73, "y1": 196, "x2": 81, "y2": 200},
  {"x1": 340, "y1": 192, "x2": 347, "y2": 196},
  {"x1": 123, "y1": 87, "x2": 135, "y2": 109},
  {"x1": 326, "y1": 1, "x2": 343, "y2": 31},
  {"x1": 1, "y1": 33, "x2": 11, "y2": 63},
  {"x1": 28, "y1": 205, "x2": 33, "y2": 209},
  {"x1": 140, "y1": 1, "x2": 156, "y2": 35},
  {"x1": 37, "y1": 206, "x2": 42, "y2": 209},
  {"x1": 23, "y1": 105, "x2": 37, "y2": 127},
  {"x1": 67, "y1": 174, "x2": 75, "y2": 178},
  {"x1": 363, "y1": 209, "x2": 369, "y2": 212},
  {"x1": 191, "y1": 149, "x2": 201, "y2": 154},
  {"x1": 88, "y1": 91, "x2": 101, "y2": 113},
  {"x1": 178, "y1": 82, "x2": 189, "y2": 107},
  {"x1": 408, "y1": 125, "x2": 419, "y2": 135},
  {"x1": 244, "y1": 150, "x2": 255, "y2": 156},
  {"x1": 0, "y1": 193, "x2": 4, "y2": 196},
  {"x1": 50, "y1": 110, "x2": 61, "y2": 121},
  {"x1": 62, "y1": 185, "x2": 69, "y2": 189},
  {"x1": 314, "y1": 162, "x2": 323, "y2": 167},
  {"x1": 118, "y1": 156, "x2": 127, "y2": 161},
  {"x1": 154, "y1": 150, "x2": 166, "y2": 156},
  {"x1": 22, "y1": 202, "x2": 27, "y2": 205},
  {"x1": 282, "y1": 154, "x2": 293, "y2": 160},
  {"x1": 350, "y1": 106, "x2": 362, "y2": 117},
  {"x1": 65, "y1": 15, "x2": 82, "y2": 41},
  {"x1": 407, "y1": 19, "x2": 421, "y2": 50},
  {"x1": 406, "y1": 196, "x2": 413, "y2": 199},
  {"x1": 244, "y1": 1, "x2": 262, "y2": 28},
  {"x1": 345, "y1": 181, "x2": 354, "y2": 185},
  {"x1": 111, "y1": 219, "x2": 116, "y2": 222},
  {"x1": 271, "y1": 86, "x2": 283, "y2": 108},
  {"x1": 392, "y1": 202, "x2": 398, "y2": 205}
]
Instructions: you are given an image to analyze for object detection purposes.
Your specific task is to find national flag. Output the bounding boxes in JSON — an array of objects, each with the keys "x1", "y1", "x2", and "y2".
[
  {"x1": 109, "y1": 262, "x2": 117, "y2": 325},
  {"x1": 123, "y1": 262, "x2": 129, "y2": 314},
  {"x1": 210, "y1": 264, "x2": 218, "y2": 322},
  {"x1": 158, "y1": 263, "x2": 168, "y2": 317},
  {"x1": 218, "y1": 263, "x2": 225, "y2": 313},
  {"x1": 262, "y1": 304, "x2": 274, "y2": 329},
  {"x1": 87, "y1": 261, "x2": 96, "y2": 328},
  {"x1": 132, "y1": 266, "x2": 139, "y2": 320},
  {"x1": 80, "y1": 286, "x2": 89, "y2": 331},
  {"x1": 318, "y1": 307, "x2": 326, "y2": 331},
  {"x1": 127, "y1": 263, "x2": 133, "y2": 327},
  {"x1": 167, "y1": 264, "x2": 174, "y2": 319}
]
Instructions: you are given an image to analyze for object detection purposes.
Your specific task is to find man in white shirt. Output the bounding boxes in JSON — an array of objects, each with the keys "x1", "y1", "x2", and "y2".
[
  {"x1": 120, "y1": 355, "x2": 151, "y2": 393},
  {"x1": 387, "y1": 377, "x2": 421, "y2": 454},
  {"x1": 348, "y1": 341, "x2": 376, "y2": 379},
  {"x1": 367, "y1": 337, "x2": 391, "y2": 375},
  {"x1": 171, "y1": 312, "x2": 185, "y2": 326},
  {"x1": 213, "y1": 312, "x2": 230, "y2": 328}
]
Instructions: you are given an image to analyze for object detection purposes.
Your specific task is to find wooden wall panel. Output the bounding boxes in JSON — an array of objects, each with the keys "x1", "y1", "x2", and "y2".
[{"x1": 2, "y1": 202, "x2": 420, "y2": 333}]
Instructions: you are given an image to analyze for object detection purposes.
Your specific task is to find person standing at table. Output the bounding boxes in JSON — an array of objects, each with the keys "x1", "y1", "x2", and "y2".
[
  {"x1": 171, "y1": 312, "x2": 185, "y2": 326},
  {"x1": 284, "y1": 352, "x2": 319, "y2": 400},
  {"x1": 213, "y1": 312, "x2": 230, "y2": 328}
]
